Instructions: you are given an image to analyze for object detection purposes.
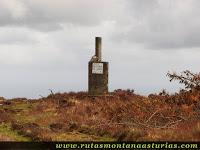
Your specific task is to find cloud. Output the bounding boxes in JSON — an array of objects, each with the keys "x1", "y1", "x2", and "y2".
[
  {"x1": 1, "y1": 0, "x2": 200, "y2": 49},
  {"x1": 112, "y1": 0, "x2": 200, "y2": 49},
  {"x1": 0, "y1": 0, "x2": 123, "y2": 31},
  {"x1": 0, "y1": 27, "x2": 38, "y2": 44},
  {"x1": 0, "y1": 0, "x2": 27, "y2": 19}
]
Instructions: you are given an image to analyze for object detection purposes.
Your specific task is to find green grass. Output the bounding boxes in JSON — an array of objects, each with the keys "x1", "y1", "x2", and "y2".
[
  {"x1": 0, "y1": 123, "x2": 31, "y2": 141},
  {"x1": 52, "y1": 131, "x2": 114, "y2": 141},
  {"x1": 4, "y1": 102, "x2": 39, "y2": 124}
]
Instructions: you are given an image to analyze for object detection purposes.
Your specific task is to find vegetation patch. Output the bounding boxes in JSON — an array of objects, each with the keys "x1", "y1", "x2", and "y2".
[
  {"x1": 1, "y1": 70, "x2": 200, "y2": 141},
  {"x1": 0, "y1": 123, "x2": 31, "y2": 141}
]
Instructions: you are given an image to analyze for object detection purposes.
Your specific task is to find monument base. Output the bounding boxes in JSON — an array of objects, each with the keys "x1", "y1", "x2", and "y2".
[{"x1": 88, "y1": 61, "x2": 108, "y2": 95}]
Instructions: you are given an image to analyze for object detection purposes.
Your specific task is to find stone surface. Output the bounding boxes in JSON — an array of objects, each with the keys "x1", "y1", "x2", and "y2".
[
  {"x1": 88, "y1": 37, "x2": 109, "y2": 95},
  {"x1": 88, "y1": 61, "x2": 108, "y2": 95},
  {"x1": 95, "y1": 37, "x2": 102, "y2": 62}
]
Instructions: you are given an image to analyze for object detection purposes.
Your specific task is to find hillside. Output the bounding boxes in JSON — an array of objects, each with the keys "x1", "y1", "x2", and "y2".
[{"x1": 0, "y1": 89, "x2": 200, "y2": 141}]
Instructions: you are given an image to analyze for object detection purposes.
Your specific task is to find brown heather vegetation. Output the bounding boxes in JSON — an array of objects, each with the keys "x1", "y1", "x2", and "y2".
[{"x1": 0, "y1": 70, "x2": 200, "y2": 141}]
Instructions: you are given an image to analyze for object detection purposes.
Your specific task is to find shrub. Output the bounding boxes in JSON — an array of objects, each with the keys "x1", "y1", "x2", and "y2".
[{"x1": 167, "y1": 70, "x2": 200, "y2": 90}]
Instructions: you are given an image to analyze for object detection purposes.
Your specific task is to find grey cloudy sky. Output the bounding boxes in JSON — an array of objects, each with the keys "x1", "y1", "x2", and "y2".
[{"x1": 0, "y1": 0, "x2": 200, "y2": 98}]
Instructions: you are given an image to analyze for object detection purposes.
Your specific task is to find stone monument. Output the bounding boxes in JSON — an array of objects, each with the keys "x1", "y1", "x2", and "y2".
[{"x1": 88, "y1": 37, "x2": 109, "y2": 95}]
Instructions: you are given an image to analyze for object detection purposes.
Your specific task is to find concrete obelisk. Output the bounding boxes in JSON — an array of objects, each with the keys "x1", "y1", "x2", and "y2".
[{"x1": 88, "y1": 37, "x2": 108, "y2": 95}]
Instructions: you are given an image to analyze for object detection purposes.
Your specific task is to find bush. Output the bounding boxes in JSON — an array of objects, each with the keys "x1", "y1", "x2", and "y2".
[{"x1": 167, "y1": 70, "x2": 200, "y2": 90}]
